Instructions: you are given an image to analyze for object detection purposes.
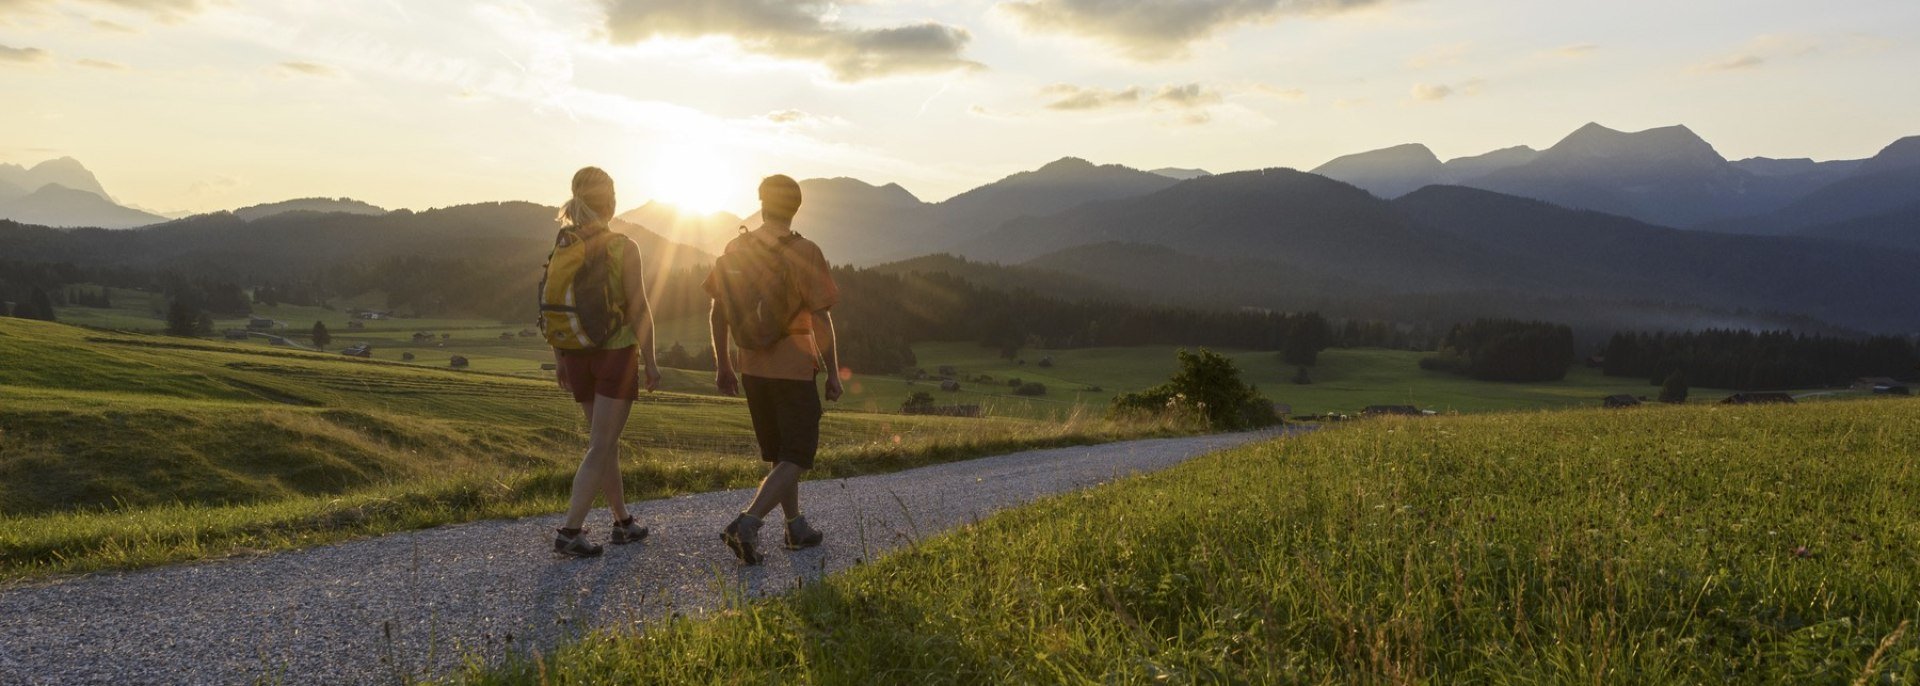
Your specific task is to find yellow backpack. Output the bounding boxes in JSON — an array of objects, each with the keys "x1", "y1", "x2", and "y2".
[{"x1": 537, "y1": 225, "x2": 627, "y2": 350}]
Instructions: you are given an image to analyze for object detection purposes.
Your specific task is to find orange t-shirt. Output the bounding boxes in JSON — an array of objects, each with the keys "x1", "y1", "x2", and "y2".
[{"x1": 704, "y1": 227, "x2": 840, "y2": 381}]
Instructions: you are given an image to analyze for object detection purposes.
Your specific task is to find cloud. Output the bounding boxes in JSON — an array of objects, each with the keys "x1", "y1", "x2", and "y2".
[
  {"x1": 0, "y1": 0, "x2": 209, "y2": 22},
  {"x1": 1697, "y1": 54, "x2": 1764, "y2": 72},
  {"x1": 1248, "y1": 84, "x2": 1307, "y2": 100},
  {"x1": 1551, "y1": 43, "x2": 1599, "y2": 58},
  {"x1": 1151, "y1": 83, "x2": 1223, "y2": 108},
  {"x1": 1041, "y1": 82, "x2": 1225, "y2": 113},
  {"x1": 1410, "y1": 83, "x2": 1452, "y2": 101},
  {"x1": 75, "y1": 57, "x2": 125, "y2": 69},
  {"x1": 599, "y1": 0, "x2": 982, "y2": 82},
  {"x1": 1691, "y1": 34, "x2": 1823, "y2": 74},
  {"x1": 760, "y1": 108, "x2": 844, "y2": 127},
  {"x1": 90, "y1": 19, "x2": 136, "y2": 32},
  {"x1": 997, "y1": 0, "x2": 1388, "y2": 60},
  {"x1": 1408, "y1": 78, "x2": 1483, "y2": 104},
  {"x1": 1041, "y1": 83, "x2": 1141, "y2": 110},
  {"x1": 0, "y1": 43, "x2": 50, "y2": 64},
  {"x1": 276, "y1": 60, "x2": 342, "y2": 78}
]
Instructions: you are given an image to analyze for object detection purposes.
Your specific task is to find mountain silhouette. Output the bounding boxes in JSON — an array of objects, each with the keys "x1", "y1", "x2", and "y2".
[
  {"x1": 1460, "y1": 123, "x2": 1794, "y2": 227},
  {"x1": 617, "y1": 201, "x2": 745, "y2": 254},
  {"x1": 1, "y1": 202, "x2": 707, "y2": 278},
  {"x1": 232, "y1": 197, "x2": 388, "y2": 222},
  {"x1": 738, "y1": 158, "x2": 1180, "y2": 266},
  {"x1": 0, "y1": 184, "x2": 166, "y2": 229},
  {"x1": 0, "y1": 157, "x2": 112, "y2": 201},
  {"x1": 0, "y1": 158, "x2": 167, "y2": 228},
  {"x1": 1392, "y1": 185, "x2": 1920, "y2": 331},
  {"x1": 1851, "y1": 135, "x2": 1920, "y2": 177},
  {"x1": 1705, "y1": 137, "x2": 1920, "y2": 235},
  {"x1": 1310, "y1": 144, "x2": 1444, "y2": 198},
  {"x1": 1149, "y1": 167, "x2": 1212, "y2": 180}
]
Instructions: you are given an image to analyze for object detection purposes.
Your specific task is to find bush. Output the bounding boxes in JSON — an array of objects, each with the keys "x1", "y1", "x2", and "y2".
[
  {"x1": 1013, "y1": 382, "x2": 1047, "y2": 397},
  {"x1": 1111, "y1": 349, "x2": 1277, "y2": 431},
  {"x1": 901, "y1": 392, "x2": 936, "y2": 413}
]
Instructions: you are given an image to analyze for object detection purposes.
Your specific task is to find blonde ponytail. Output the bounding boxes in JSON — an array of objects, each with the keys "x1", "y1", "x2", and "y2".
[{"x1": 559, "y1": 166, "x2": 616, "y2": 230}]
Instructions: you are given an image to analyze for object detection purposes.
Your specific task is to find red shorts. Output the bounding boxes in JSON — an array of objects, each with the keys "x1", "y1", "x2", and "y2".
[{"x1": 555, "y1": 346, "x2": 639, "y2": 403}]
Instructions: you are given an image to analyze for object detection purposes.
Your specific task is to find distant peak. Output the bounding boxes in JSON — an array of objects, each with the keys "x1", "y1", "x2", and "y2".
[
  {"x1": 30, "y1": 156, "x2": 87, "y2": 170},
  {"x1": 1037, "y1": 157, "x2": 1097, "y2": 172},
  {"x1": 1569, "y1": 122, "x2": 1622, "y2": 137}
]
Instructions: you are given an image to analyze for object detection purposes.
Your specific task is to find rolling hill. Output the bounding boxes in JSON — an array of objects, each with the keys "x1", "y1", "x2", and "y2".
[
  {"x1": 231, "y1": 197, "x2": 388, "y2": 222},
  {"x1": 1393, "y1": 185, "x2": 1920, "y2": 331}
]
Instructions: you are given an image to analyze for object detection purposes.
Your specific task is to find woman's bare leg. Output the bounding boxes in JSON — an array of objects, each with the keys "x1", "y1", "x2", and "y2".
[{"x1": 562, "y1": 395, "x2": 634, "y2": 529}]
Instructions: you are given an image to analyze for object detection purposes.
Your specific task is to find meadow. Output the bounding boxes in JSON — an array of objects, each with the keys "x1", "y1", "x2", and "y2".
[
  {"x1": 0, "y1": 317, "x2": 1179, "y2": 581},
  {"x1": 56, "y1": 287, "x2": 1803, "y2": 420},
  {"x1": 471, "y1": 398, "x2": 1920, "y2": 684}
]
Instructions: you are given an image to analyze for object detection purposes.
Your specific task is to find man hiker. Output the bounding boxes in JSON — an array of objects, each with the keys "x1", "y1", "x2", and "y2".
[{"x1": 707, "y1": 174, "x2": 843, "y2": 565}]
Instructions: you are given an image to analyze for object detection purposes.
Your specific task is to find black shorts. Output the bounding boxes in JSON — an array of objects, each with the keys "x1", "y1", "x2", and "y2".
[{"x1": 743, "y1": 375, "x2": 823, "y2": 470}]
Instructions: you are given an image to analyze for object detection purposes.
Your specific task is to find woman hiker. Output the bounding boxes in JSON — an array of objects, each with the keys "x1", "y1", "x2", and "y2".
[{"x1": 540, "y1": 166, "x2": 662, "y2": 557}]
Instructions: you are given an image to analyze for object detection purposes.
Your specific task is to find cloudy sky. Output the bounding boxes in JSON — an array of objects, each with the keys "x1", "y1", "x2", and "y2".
[{"x1": 2, "y1": 0, "x2": 1916, "y2": 215}]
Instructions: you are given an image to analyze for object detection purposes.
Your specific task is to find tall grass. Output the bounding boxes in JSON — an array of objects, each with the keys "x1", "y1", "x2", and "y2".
[
  {"x1": 0, "y1": 409, "x2": 1185, "y2": 582},
  {"x1": 467, "y1": 399, "x2": 1920, "y2": 684}
]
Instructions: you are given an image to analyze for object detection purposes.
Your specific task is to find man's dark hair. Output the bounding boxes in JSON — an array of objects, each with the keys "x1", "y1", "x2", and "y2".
[{"x1": 760, "y1": 174, "x2": 803, "y2": 224}]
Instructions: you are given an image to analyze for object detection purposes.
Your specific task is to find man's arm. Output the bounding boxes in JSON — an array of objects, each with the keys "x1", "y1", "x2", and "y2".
[
  {"x1": 814, "y1": 309, "x2": 841, "y2": 402},
  {"x1": 710, "y1": 300, "x2": 738, "y2": 396}
]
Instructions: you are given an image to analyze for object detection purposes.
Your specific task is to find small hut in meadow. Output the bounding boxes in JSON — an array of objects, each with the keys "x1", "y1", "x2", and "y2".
[{"x1": 449, "y1": 355, "x2": 470, "y2": 369}]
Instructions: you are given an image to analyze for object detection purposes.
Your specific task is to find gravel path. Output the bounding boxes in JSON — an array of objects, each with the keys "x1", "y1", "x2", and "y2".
[{"x1": 0, "y1": 431, "x2": 1283, "y2": 685}]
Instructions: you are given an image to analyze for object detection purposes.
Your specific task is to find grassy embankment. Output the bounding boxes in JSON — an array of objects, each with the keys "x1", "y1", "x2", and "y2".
[
  {"x1": 474, "y1": 398, "x2": 1920, "y2": 684},
  {"x1": 0, "y1": 317, "x2": 1181, "y2": 582}
]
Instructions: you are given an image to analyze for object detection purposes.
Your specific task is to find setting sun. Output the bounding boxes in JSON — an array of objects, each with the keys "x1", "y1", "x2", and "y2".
[{"x1": 641, "y1": 145, "x2": 749, "y2": 215}]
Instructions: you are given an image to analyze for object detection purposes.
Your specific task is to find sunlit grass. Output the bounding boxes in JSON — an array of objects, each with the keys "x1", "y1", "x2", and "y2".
[
  {"x1": 467, "y1": 398, "x2": 1920, "y2": 684},
  {"x1": 0, "y1": 317, "x2": 1189, "y2": 581}
]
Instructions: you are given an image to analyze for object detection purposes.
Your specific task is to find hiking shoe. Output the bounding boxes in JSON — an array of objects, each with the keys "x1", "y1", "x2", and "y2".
[
  {"x1": 553, "y1": 528, "x2": 603, "y2": 558},
  {"x1": 610, "y1": 517, "x2": 649, "y2": 545},
  {"x1": 721, "y1": 514, "x2": 763, "y2": 566},
  {"x1": 784, "y1": 515, "x2": 824, "y2": 550}
]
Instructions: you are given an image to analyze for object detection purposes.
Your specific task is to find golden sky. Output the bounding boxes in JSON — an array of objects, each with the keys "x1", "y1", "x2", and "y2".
[{"x1": 2, "y1": 0, "x2": 1916, "y2": 216}]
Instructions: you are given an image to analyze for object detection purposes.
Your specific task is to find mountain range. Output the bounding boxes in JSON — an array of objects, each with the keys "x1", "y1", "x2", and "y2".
[
  {"x1": 0, "y1": 158, "x2": 166, "y2": 229},
  {"x1": 1308, "y1": 123, "x2": 1920, "y2": 239},
  {"x1": 9, "y1": 122, "x2": 1917, "y2": 335}
]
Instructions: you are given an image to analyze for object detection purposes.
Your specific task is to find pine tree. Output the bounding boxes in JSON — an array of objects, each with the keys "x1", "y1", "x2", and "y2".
[
  {"x1": 1660, "y1": 371, "x2": 1690, "y2": 404},
  {"x1": 311, "y1": 321, "x2": 332, "y2": 349},
  {"x1": 166, "y1": 299, "x2": 199, "y2": 336},
  {"x1": 28, "y1": 287, "x2": 56, "y2": 322}
]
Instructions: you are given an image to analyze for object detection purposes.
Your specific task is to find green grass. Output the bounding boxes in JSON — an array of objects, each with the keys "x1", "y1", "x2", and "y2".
[
  {"x1": 840, "y1": 343, "x2": 1789, "y2": 420},
  {"x1": 471, "y1": 398, "x2": 1920, "y2": 684},
  {"x1": 0, "y1": 318, "x2": 1182, "y2": 581},
  {"x1": 57, "y1": 286, "x2": 1763, "y2": 417}
]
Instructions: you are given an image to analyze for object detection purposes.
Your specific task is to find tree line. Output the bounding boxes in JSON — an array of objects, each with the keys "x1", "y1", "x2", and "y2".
[
  {"x1": 1421, "y1": 319, "x2": 1577, "y2": 382},
  {"x1": 1602, "y1": 329, "x2": 1919, "y2": 390}
]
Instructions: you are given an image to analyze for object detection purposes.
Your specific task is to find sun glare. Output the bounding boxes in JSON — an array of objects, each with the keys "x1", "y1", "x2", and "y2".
[{"x1": 642, "y1": 145, "x2": 744, "y2": 215}]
